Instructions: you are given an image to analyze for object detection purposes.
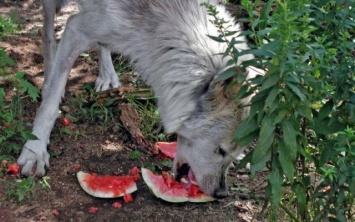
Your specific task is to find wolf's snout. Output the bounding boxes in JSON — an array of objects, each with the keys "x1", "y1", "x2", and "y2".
[{"x1": 213, "y1": 187, "x2": 229, "y2": 199}]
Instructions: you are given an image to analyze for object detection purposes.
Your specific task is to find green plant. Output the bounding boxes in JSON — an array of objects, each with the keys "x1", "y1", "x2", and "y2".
[
  {"x1": 0, "y1": 15, "x2": 39, "y2": 155},
  {"x1": 0, "y1": 14, "x2": 44, "y2": 203},
  {"x1": 0, "y1": 13, "x2": 21, "y2": 38},
  {"x1": 0, "y1": 176, "x2": 51, "y2": 203},
  {"x1": 68, "y1": 83, "x2": 120, "y2": 128},
  {"x1": 204, "y1": 0, "x2": 354, "y2": 221}
]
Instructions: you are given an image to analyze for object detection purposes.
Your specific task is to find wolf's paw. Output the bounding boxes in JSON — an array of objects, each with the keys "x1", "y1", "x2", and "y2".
[
  {"x1": 94, "y1": 74, "x2": 121, "y2": 92},
  {"x1": 17, "y1": 140, "x2": 50, "y2": 176}
]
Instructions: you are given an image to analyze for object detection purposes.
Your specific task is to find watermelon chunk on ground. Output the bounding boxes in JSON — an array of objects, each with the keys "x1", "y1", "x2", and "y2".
[
  {"x1": 156, "y1": 142, "x2": 177, "y2": 159},
  {"x1": 141, "y1": 168, "x2": 215, "y2": 203},
  {"x1": 77, "y1": 171, "x2": 137, "y2": 198}
]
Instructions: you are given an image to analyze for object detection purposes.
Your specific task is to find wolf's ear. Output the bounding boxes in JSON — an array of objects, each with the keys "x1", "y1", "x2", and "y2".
[
  {"x1": 157, "y1": 74, "x2": 215, "y2": 134},
  {"x1": 211, "y1": 70, "x2": 248, "y2": 102},
  {"x1": 213, "y1": 65, "x2": 265, "y2": 101}
]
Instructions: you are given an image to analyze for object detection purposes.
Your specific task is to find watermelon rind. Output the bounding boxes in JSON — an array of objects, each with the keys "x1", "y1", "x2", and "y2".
[
  {"x1": 189, "y1": 194, "x2": 216, "y2": 202},
  {"x1": 156, "y1": 142, "x2": 177, "y2": 159},
  {"x1": 77, "y1": 171, "x2": 137, "y2": 198},
  {"x1": 141, "y1": 168, "x2": 215, "y2": 203}
]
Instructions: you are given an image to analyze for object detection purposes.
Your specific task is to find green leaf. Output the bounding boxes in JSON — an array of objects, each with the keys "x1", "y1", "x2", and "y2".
[
  {"x1": 250, "y1": 146, "x2": 270, "y2": 178},
  {"x1": 206, "y1": 35, "x2": 225, "y2": 43},
  {"x1": 242, "y1": 48, "x2": 276, "y2": 57},
  {"x1": 216, "y1": 67, "x2": 236, "y2": 81},
  {"x1": 15, "y1": 71, "x2": 25, "y2": 79},
  {"x1": 16, "y1": 72, "x2": 40, "y2": 102},
  {"x1": 61, "y1": 128, "x2": 72, "y2": 135},
  {"x1": 234, "y1": 84, "x2": 249, "y2": 101},
  {"x1": 313, "y1": 118, "x2": 344, "y2": 135},
  {"x1": 319, "y1": 142, "x2": 338, "y2": 166},
  {"x1": 248, "y1": 100, "x2": 264, "y2": 120},
  {"x1": 273, "y1": 109, "x2": 288, "y2": 125},
  {"x1": 236, "y1": 130, "x2": 259, "y2": 147},
  {"x1": 296, "y1": 104, "x2": 313, "y2": 120},
  {"x1": 281, "y1": 119, "x2": 298, "y2": 159},
  {"x1": 103, "y1": 99, "x2": 116, "y2": 106},
  {"x1": 65, "y1": 114, "x2": 78, "y2": 122},
  {"x1": 234, "y1": 117, "x2": 259, "y2": 142},
  {"x1": 259, "y1": 0, "x2": 274, "y2": 30},
  {"x1": 260, "y1": 74, "x2": 280, "y2": 92},
  {"x1": 160, "y1": 158, "x2": 173, "y2": 168},
  {"x1": 130, "y1": 150, "x2": 141, "y2": 160},
  {"x1": 294, "y1": 183, "x2": 307, "y2": 217},
  {"x1": 251, "y1": 115, "x2": 275, "y2": 175},
  {"x1": 264, "y1": 87, "x2": 279, "y2": 110},
  {"x1": 224, "y1": 31, "x2": 239, "y2": 37},
  {"x1": 317, "y1": 99, "x2": 334, "y2": 121},
  {"x1": 268, "y1": 162, "x2": 283, "y2": 206},
  {"x1": 286, "y1": 82, "x2": 305, "y2": 101},
  {"x1": 251, "y1": 18, "x2": 263, "y2": 30},
  {"x1": 257, "y1": 28, "x2": 272, "y2": 36},
  {"x1": 278, "y1": 140, "x2": 295, "y2": 182},
  {"x1": 237, "y1": 146, "x2": 253, "y2": 167},
  {"x1": 0, "y1": 88, "x2": 4, "y2": 108}
]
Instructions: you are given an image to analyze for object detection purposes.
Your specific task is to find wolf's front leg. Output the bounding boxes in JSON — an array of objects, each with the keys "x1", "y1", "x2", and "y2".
[{"x1": 17, "y1": 20, "x2": 90, "y2": 176}]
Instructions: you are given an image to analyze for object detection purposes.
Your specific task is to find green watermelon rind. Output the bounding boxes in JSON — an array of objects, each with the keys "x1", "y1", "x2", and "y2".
[
  {"x1": 77, "y1": 171, "x2": 137, "y2": 198},
  {"x1": 141, "y1": 168, "x2": 215, "y2": 203}
]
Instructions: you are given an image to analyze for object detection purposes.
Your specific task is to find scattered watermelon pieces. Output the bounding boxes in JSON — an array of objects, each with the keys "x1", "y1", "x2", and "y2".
[
  {"x1": 74, "y1": 164, "x2": 81, "y2": 172},
  {"x1": 123, "y1": 193, "x2": 133, "y2": 203},
  {"x1": 62, "y1": 117, "x2": 71, "y2": 126},
  {"x1": 129, "y1": 166, "x2": 140, "y2": 181},
  {"x1": 112, "y1": 202, "x2": 122, "y2": 208},
  {"x1": 6, "y1": 163, "x2": 20, "y2": 175},
  {"x1": 52, "y1": 209, "x2": 60, "y2": 217},
  {"x1": 156, "y1": 142, "x2": 177, "y2": 159},
  {"x1": 89, "y1": 207, "x2": 98, "y2": 214},
  {"x1": 141, "y1": 168, "x2": 215, "y2": 203},
  {"x1": 77, "y1": 169, "x2": 138, "y2": 199}
]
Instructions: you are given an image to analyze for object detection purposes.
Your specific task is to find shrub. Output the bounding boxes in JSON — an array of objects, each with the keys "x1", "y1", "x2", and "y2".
[{"x1": 205, "y1": 0, "x2": 354, "y2": 221}]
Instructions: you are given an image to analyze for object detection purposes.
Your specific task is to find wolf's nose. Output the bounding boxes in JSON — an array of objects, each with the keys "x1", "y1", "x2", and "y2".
[{"x1": 213, "y1": 187, "x2": 229, "y2": 199}]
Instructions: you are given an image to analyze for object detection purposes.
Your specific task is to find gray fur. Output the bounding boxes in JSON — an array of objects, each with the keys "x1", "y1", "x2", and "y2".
[
  {"x1": 41, "y1": 0, "x2": 119, "y2": 92},
  {"x1": 18, "y1": 0, "x2": 264, "y2": 197},
  {"x1": 55, "y1": 0, "x2": 70, "y2": 12}
]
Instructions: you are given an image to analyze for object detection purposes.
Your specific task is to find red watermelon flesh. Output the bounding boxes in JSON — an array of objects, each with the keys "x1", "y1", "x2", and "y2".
[
  {"x1": 77, "y1": 171, "x2": 137, "y2": 198},
  {"x1": 141, "y1": 168, "x2": 215, "y2": 203},
  {"x1": 157, "y1": 142, "x2": 177, "y2": 159}
]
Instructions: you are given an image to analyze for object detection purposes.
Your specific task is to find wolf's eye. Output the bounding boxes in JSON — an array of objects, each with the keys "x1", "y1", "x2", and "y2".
[{"x1": 218, "y1": 147, "x2": 226, "y2": 157}]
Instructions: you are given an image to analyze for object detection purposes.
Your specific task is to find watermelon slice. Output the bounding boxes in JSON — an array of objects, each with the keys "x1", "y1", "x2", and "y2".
[
  {"x1": 77, "y1": 171, "x2": 137, "y2": 198},
  {"x1": 157, "y1": 142, "x2": 177, "y2": 159},
  {"x1": 141, "y1": 168, "x2": 215, "y2": 203}
]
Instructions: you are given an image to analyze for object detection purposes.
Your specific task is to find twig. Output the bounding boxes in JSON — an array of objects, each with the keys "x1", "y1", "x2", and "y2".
[
  {"x1": 0, "y1": 178, "x2": 17, "y2": 186},
  {"x1": 279, "y1": 202, "x2": 300, "y2": 222}
]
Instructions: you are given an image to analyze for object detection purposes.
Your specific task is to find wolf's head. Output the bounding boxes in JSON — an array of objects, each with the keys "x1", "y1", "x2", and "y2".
[{"x1": 170, "y1": 67, "x2": 258, "y2": 198}]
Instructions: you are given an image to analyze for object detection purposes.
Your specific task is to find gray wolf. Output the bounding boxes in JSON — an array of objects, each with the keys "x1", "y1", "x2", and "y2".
[
  {"x1": 17, "y1": 0, "x2": 262, "y2": 198},
  {"x1": 41, "y1": 0, "x2": 120, "y2": 91}
]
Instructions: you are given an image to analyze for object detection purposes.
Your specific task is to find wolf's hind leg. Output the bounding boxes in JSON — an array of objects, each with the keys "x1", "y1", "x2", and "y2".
[{"x1": 95, "y1": 47, "x2": 121, "y2": 92}]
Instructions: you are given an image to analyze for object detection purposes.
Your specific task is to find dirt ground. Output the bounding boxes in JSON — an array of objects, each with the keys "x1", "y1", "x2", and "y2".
[{"x1": 0, "y1": 1, "x2": 267, "y2": 221}]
